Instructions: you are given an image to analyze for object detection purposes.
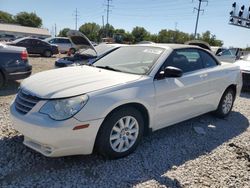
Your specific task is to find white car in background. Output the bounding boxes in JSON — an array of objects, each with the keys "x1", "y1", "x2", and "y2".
[
  {"x1": 235, "y1": 54, "x2": 250, "y2": 90},
  {"x1": 216, "y1": 48, "x2": 242, "y2": 63},
  {"x1": 10, "y1": 44, "x2": 242, "y2": 159},
  {"x1": 45, "y1": 37, "x2": 76, "y2": 54}
]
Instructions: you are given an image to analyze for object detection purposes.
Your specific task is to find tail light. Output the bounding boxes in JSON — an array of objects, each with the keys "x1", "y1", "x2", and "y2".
[{"x1": 21, "y1": 50, "x2": 28, "y2": 60}]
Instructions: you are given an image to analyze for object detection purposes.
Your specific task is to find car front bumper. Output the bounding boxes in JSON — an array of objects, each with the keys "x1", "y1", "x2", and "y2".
[{"x1": 10, "y1": 101, "x2": 104, "y2": 157}]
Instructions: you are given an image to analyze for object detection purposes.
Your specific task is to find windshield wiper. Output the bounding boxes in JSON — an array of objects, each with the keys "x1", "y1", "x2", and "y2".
[{"x1": 95, "y1": 66, "x2": 121, "y2": 72}]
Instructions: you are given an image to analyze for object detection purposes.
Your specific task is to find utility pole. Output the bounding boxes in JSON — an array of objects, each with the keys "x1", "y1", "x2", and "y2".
[
  {"x1": 105, "y1": 0, "x2": 112, "y2": 37},
  {"x1": 193, "y1": 0, "x2": 208, "y2": 38},
  {"x1": 54, "y1": 23, "x2": 57, "y2": 37},
  {"x1": 102, "y1": 15, "x2": 105, "y2": 28},
  {"x1": 74, "y1": 8, "x2": 80, "y2": 30}
]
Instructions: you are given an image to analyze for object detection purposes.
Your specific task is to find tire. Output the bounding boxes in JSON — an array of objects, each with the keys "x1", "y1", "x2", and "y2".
[
  {"x1": 43, "y1": 50, "x2": 52, "y2": 57},
  {"x1": 214, "y1": 88, "x2": 235, "y2": 118},
  {"x1": 69, "y1": 48, "x2": 76, "y2": 54},
  {"x1": 0, "y1": 72, "x2": 5, "y2": 89},
  {"x1": 95, "y1": 107, "x2": 144, "y2": 159}
]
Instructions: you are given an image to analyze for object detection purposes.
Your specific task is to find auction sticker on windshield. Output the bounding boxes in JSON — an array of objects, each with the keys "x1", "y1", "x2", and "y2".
[{"x1": 143, "y1": 48, "x2": 163, "y2": 54}]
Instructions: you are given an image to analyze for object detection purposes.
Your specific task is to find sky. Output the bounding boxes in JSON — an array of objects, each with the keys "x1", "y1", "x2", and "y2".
[{"x1": 1, "y1": 0, "x2": 250, "y2": 47}]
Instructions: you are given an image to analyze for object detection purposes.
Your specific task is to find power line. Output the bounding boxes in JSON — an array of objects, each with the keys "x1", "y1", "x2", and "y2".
[{"x1": 193, "y1": 0, "x2": 208, "y2": 38}]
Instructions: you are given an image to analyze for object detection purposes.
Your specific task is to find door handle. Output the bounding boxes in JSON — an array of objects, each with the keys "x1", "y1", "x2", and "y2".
[{"x1": 199, "y1": 73, "x2": 208, "y2": 78}]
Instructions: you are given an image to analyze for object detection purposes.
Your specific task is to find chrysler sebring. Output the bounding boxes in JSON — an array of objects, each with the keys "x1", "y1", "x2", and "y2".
[{"x1": 10, "y1": 44, "x2": 242, "y2": 158}]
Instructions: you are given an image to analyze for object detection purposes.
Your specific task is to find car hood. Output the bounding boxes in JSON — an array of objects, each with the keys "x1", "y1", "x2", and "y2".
[
  {"x1": 67, "y1": 30, "x2": 97, "y2": 56},
  {"x1": 21, "y1": 66, "x2": 142, "y2": 99},
  {"x1": 234, "y1": 60, "x2": 250, "y2": 71}
]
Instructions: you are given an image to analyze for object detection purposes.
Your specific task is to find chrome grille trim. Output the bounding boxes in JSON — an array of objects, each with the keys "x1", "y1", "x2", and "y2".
[{"x1": 15, "y1": 90, "x2": 40, "y2": 114}]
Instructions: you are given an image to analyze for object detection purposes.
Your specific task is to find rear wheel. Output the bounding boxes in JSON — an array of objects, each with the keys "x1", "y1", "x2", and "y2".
[
  {"x1": 0, "y1": 72, "x2": 5, "y2": 88},
  {"x1": 214, "y1": 88, "x2": 235, "y2": 118},
  {"x1": 69, "y1": 48, "x2": 76, "y2": 54},
  {"x1": 43, "y1": 50, "x2": 52, "y2": 57},
  {"x1": 95, "y1": 107, "x2": 144, "y2": 159}
]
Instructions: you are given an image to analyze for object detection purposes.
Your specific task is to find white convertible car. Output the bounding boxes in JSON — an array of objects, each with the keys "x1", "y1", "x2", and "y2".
[{"x1": 10, "y1": 44, "x2": 242, "y2": 158}]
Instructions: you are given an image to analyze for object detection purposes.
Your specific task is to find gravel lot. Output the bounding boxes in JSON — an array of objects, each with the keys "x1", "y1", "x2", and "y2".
[{"x1": 0, "y1": 56, "x2": 249, "y2": 188}]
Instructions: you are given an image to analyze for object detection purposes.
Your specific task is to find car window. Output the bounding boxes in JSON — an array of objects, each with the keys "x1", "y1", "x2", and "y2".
[
  {"x1": 31, "y1": 40, "x2": 39, "y2": 45},
  {"x1": 80, "y1": 44, "x2": 116, "y2": 56},
  {"x1": 164, "y1": 49, "x2": 203, "y2": 73},
  {"x1": 18, "y1": 39, "x2": 30, "y2": 45},
  {"x1": 61, "y1": 39, "x2": 71, "y2": 44},
  {"x1": 94, "y1": 46, "x2": 164, "y2": 75},
  {"x1": 199, "y1": 50, "x2": 218, "y2": 68},
  {"x1": 48, "y1": 39, "x2": 55, "y2": 44},
  {"x1": 41, "y1": 41, "x2": 49, "y2": 46},
  {"x1": 221, "y1": 50, "x2": 232, "y2": 56}
]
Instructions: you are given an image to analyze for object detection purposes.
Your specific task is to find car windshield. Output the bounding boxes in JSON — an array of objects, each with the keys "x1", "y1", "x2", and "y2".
[
  {"x1": 93, "y1": 46, "x2": 164, "y2": 75},
  {"x1": 79, "y1": 43, "x2": 117, "y2": 57}
]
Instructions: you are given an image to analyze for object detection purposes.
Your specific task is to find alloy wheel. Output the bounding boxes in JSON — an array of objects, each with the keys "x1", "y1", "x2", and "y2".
[{"x1": 109, "y1": 116, "x2": 139, "y2": 153}]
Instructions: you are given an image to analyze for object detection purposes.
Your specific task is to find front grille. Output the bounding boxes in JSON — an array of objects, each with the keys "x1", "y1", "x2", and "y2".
[
  {"x1": 242, "y1": 72, "x2": 250, "y2": 89},
  {"x1": 15, "y1": 90, "x2": 40, "y2": 114},
  {"x1": 242, "y1": 72, "x2": 250, "y2": 82}
]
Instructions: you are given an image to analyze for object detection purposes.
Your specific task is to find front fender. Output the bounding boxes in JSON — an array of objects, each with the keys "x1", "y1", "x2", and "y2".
[{"x1": 74, "y1": 82, "x2": 156, "y2": 127}]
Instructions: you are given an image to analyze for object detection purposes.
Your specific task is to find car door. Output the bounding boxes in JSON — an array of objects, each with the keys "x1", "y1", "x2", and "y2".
[
  {"x1": 198, "y1": 49, "x2": 226, "y2": 109},
  {"x1": 60, "y1": 38, "x2": 72, "y2": 52},
  {"x1": 16, "y1": 39, "x2": 31, "y2": 52},
  {"x1": 153, "y1": 48, "x2": 212, "y2": 130},
  {"x1": 217, "y1": 49, "x2": 236, "y2": 63},
  {"x1": 28, "y1": 39, "x2": 41, "y2": 54}
]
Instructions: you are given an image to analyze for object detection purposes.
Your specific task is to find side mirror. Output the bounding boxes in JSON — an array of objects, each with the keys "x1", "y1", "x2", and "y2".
[{"x1": 162, "y1": 66, "x2": 183, "y2": 78}]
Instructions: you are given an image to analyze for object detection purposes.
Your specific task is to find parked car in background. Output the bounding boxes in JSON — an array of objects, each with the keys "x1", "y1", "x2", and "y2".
[
  {"x1": 0, "y1": 34, "x2": 16, "y2": 42},
  {"x1": 10, "y1": 44, "x2": 242, "y2": 159},
  {"x1": 235, "y1": 54, "x2": 250, "y2": 90},
  {"x1": 44, "y1": 37, "x2": 76, "y2": 54},
  {"x1": 211, "y1": 46, "x2": 227, "y2": 55},
  {"x1": 55, "y1": 30, "x2": 125, "y2": 67},
  {"x1": 7, "y1": 37, "x2": 59, "y2": 57},
  {"x1": 0, "y1": 43, "x2": 32, "y2": 88},
  {"x1": 216, "y1": 48, "x2": 242, "y2": 63},
  {"x1": 55, "y1": 43, "x2": 126, "y2": 67},
  {"x1": 185, "y1": 40, "x2": 211, "y2": 51}
]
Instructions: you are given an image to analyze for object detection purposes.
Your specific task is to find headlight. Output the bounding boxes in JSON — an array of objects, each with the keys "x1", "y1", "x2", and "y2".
[{"x1": 40, "y1": 95, "x2": 88, "y2": 121}]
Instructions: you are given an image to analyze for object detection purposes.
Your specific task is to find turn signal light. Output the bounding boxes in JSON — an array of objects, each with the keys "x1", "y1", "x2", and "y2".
[{"x1": 73, "y1": 124, "x2": 89, "y2": 130}]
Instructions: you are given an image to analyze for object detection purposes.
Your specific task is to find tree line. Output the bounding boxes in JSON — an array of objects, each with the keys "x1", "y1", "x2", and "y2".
[
  {"x1": 59, "y1": 23, "x2": 223, "y2": 46},
  {"x1": 0, "y1": 11, "x2": 42, "y2": 28},
  {"x1": 0, "y1": 10, "x2": 223, "y2": 46}
]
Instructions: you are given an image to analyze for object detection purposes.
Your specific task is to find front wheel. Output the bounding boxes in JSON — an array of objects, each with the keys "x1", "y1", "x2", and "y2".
[
  {"x1": 95, "y1": 107, "x2": 144, "y2": 159},
  {"x1": 214, "y1": 88, "x2": 235, "y2": 118}
]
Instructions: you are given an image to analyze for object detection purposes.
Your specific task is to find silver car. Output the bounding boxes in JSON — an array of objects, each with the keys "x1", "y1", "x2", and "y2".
[{"x1": 45, "y1": 37, "x2": 76, "y2": 54}]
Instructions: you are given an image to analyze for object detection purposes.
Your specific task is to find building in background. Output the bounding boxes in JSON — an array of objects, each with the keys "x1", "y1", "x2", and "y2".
[{"x1": 0, "y1": 23, "x2": 51, "y2": 41}]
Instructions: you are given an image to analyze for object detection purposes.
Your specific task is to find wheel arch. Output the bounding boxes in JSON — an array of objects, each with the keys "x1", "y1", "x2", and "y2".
[
  {"x1": 216, "y1": 84, "x2": 237, "y2": 109},
  {"x1": 93, "y1": 102, "x2": 151, "y2": 154},
  {"x1": 98, "y1": 102, "x2": 151, "y2": 136},
  {"x1": 224, "y1": 84, "x2": 237, "y2": 98}
]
